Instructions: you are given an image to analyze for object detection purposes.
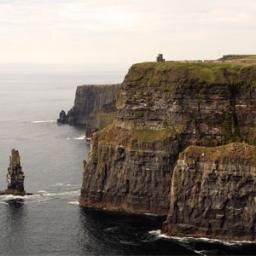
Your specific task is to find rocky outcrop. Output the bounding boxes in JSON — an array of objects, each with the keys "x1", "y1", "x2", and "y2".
[
  {"x1": 58, "y1": 110, "x2": 68, "y2": 124},
  {"x1": 1, "y1": 149, "x2": 26, "y2": 196},
  {"x1": 80, "y1": 59, "x2": 256, "y2": 241},
  {"x1": 58, "y1": 84, "x2": 120, "y2": 136},
  {"x1": 163, "y1": 143, "x2": 256, "y2": 241},
  {"x1": 80, "y1": 127, "x2": 180, "y2": 215}
]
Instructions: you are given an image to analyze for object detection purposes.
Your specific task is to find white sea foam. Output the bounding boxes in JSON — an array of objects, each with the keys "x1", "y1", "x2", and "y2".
[
  {"x1": 51, "y1": 183, "x2": 80, "y2": 188},
  {"x1": 74, "y1": 135, "x2": 85, "y2": 140},
  {"x1": 148, "y1": 230, "x2": 170, "y2": 239},
  {"x1": 193, "y1": 250, "x2": 208, "y2": 256},
  {"x1": 0, "y1": 194, "x2": 30, "y2": 200},
  {"x1": 173, "y1": 236, "x2": 256, "y2": 246},
  {"x1": 38, "y1": 190, "x2": 48, "y2": 193},
  {"x1": 0, "y1": 190, "x2": 80, "y2": 205},
  {"x1": 66, "y1": 135, "x2": 86, "y2": 141},
  {"x1": 32, "y1": 120, "x2": 56, "y2": 124},
  {"x1": 148, "y1": 230, "x2": 256, "y2": 246},
  {"x1": 144, "y1": 212, "x2": 160, "y2": 217},
  {"x1": 42, "y1": 190, "x2": 80, "y2": 197},
  {"x1": 0, "y1": 193, "x2": 41, "y2": 204},
  {"x1": 68, "y1": 201, "x2": 79, "y2": 205}
]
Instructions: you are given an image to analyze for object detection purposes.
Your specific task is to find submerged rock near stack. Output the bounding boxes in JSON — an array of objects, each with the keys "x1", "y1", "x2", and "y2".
[
  {"x1": 79, "y1": 55, "x2": 256, "y2": 241},
  {"x1": 57, "y1": 110, "x2": 68, "y2": 124},
  {"x1": 1, "y1": 149, "x2": 26, "y2": 196}
]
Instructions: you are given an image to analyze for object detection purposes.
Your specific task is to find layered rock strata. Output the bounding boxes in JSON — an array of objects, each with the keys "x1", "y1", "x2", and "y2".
[
  {"x1": 163, "y1": 143, "x2": 256, "y2": 241},
  {"x1": 58, "y1": 84, "x2": 120, "y2": 136},
  {"x1": 80, "y1": 60, "x2": 256, "y2": 240},
  {"x1": 81, "y1": 127, "x2": 181, "y2": 215}
]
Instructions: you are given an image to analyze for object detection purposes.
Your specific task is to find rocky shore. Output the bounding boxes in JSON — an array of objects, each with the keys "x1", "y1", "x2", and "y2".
[{"x1": 73, "y1": 55, "x2": 256, "y2": 241}]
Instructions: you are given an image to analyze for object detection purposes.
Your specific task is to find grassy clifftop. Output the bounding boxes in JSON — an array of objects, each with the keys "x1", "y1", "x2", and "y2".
[
  {"x1": 95, "y1": 124, "x2": 176, "y2": 148},
  {"x1": 183, "y1": 143, "x2": 256, "y2": 165},
  {"x1": 128, "y1": 61, "x2": 256, "y2": 85},
  {"x1": 94, "y1": 57, "x2": 256, "y2": 149}
]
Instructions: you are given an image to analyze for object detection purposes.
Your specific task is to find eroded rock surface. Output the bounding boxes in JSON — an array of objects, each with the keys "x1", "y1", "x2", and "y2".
[
  {"x1": 80, "y1": 59, "x2": 256, "y2": 240},
  {"x1": 2, "y1": 149, "x2": 26, "y2": 195},
  {"x1": 163, "y1": 143, "x2": 256, "y2": 241},
  {"x1": 58, "y1": 84, "x2": 120, "y2": 136}
]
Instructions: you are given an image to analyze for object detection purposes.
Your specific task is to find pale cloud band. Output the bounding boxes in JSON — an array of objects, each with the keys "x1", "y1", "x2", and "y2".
[{"x1": 0, "y1": 0, "x2": 255, "y2": 69}]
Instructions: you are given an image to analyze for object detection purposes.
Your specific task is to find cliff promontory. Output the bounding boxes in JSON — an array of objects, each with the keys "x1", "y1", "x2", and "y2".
[
  {"x1": 58, "y1": 84, "x2": 120, "y2": 136},
  {"x1": 80, "y1": 58, "x2": 256, "y2": 241},
  {"x1": 163, "y1": 143, "x2": 256, "y2": 241}
]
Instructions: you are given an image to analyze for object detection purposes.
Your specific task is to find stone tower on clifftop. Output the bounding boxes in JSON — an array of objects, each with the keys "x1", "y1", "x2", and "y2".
[{"x1": 156, "y1": 54, "x2": 165, "y2": 63}]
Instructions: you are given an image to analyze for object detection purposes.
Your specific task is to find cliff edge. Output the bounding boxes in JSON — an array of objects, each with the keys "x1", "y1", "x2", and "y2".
[{"x1": 80, "y1": 58, "x2": 256, "y2": 241}]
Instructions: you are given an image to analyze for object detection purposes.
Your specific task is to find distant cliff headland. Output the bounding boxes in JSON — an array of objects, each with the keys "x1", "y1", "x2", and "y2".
[
  {"x1": 58, "y1": 84, "x2": 120, "y2": 136},
  {"x1": 60, "y1": 55, "x2": 256, "y2": 242}
]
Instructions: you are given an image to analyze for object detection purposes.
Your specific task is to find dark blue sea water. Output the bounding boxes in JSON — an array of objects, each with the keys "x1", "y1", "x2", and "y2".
[{"x1": 0, "y1": 71, "x2": 255, "y2": 256}]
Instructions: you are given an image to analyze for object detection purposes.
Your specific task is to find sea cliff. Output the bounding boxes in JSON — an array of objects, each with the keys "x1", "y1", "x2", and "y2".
[
  {"x1": 58, "y1": 84, "x2": 120, "y2": 136},
  {"x1": 79, "y1": 57, "x2": 256, "y2": 241},
  {"x1": 163, "y1": 143, "x2": 256, "y2": 241}
]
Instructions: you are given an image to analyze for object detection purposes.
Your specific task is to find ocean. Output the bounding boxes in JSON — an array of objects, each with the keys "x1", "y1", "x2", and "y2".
[{"x1": 0, "y1": 71, "x2": 255, "y2": 256}]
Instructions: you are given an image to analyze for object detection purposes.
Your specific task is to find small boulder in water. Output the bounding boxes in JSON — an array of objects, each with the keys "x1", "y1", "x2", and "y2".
[{"x1": 57, "y1": 110, "x2": 68, "y2": 124}]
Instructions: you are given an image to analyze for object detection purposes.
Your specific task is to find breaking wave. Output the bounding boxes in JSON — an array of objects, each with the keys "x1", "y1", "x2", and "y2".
[
  {"x1": 0, "y1": 190, "x2": 80, "y2": 204},
  {"x1": 148, "y1": 230, "x2": 171, "y2": 239},
  {"x1": 68, "y1": 201, "x2": 79, "y2": 205},
  {"x1": 148, "y1": 230, "x2": 256, "y2": 246},
  {"x1": 52, "y1": 183, "x2": 80, "y2": 188},
  {"x1": 74, "y1": 135, "x2": 85, "y2": 140},
  {"x1": 32, "y1": 120, "x2": 56, "y2": 124},
  {"x1": 66, "y1": 136, "x2": 86, "y2": 141}
]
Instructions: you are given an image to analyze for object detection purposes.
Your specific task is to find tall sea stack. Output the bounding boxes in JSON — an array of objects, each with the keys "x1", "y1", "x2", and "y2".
[{"x1": 5, "y1": 149, "x2": 25, "y2": 195}]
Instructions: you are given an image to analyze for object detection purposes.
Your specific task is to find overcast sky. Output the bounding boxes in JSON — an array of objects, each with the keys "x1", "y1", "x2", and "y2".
[{"x1": 0, "y1": 0, "x2": 256, "y2": 71}]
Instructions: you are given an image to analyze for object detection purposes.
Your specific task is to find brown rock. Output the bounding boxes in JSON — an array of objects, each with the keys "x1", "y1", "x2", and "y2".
[
  {"x1": 163, "y1": 143, "x2": 256, "y2": 241},
  {"x1": 1, "y1": 149, "x2": 26, "y2": 196},
  {"x1": 58, "y1": 84, "x2": 120, "y2": 137},
  {"x1": 80, "y1": 60, "x2": 256, "y2": 241}
]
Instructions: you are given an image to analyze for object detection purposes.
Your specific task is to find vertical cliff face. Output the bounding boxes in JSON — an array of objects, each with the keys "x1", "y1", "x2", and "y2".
[
  {"x1": 163, "y1": 143, "x2": 256, "y2": 241},
  {"x1": 81, "y1": 127, "x2": 181, "y2": 215},
  {"x1": 80, "y1": 62, "x2": 256, "y2": 224},
  {"x1": 117, "y1": 62, "x2": 256, "y2": 145},
  {"x1": 58, "y1": 84, "x2": 120, "y2": 136}
]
